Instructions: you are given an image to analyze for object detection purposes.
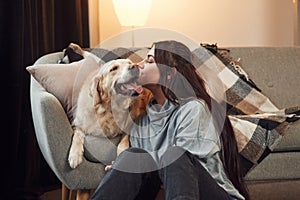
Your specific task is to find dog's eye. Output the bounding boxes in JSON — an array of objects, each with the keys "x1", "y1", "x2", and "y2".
[{"x1": 110, "y1": 65, "x2": 119, "y2": 72}]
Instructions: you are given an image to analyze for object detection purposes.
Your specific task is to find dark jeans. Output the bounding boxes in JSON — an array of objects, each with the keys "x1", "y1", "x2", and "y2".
[{"x1": 91, "y1": 147, "x2": 232, "y2": 200}]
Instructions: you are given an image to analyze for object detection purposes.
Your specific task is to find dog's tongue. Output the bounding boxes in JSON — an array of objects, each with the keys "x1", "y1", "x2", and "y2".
[
  {"x1": 135, "y1": 85, "x2": 144, "y2": 94},
  {"x1": 124, "y1": 83, "x2": 143, "y2": 94}
]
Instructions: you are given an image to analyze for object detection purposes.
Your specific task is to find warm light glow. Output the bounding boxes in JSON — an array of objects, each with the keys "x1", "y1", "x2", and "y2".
[{"x1": 113, "y1": 0, "x2": 152, "y2": 27}]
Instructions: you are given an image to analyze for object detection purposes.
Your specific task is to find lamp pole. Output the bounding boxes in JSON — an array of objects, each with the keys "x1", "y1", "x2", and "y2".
[{"x1": 131, "y1": 26, "x2": 135, "y2": 47}]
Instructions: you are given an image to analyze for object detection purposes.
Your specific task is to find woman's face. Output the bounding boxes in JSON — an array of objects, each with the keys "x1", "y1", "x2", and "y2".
[{"x1": 136, "y1": 46, "x2": 160, "y2": 86}]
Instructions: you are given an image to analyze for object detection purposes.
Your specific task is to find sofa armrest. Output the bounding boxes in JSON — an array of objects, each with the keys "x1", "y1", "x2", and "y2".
[{"x1": 29, "y1": 52, "x2": 107, "y2": 189}]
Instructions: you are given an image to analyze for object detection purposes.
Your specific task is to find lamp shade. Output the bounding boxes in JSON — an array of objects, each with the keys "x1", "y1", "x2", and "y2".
[{"x1": 113, "y1": 0, "x2": 152, "y2": 27}]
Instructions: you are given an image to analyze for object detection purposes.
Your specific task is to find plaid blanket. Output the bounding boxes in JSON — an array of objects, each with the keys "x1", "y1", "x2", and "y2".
[
  {"x1": 86, "y1": 45, "x2": 300, "y2": 172},
  {"x1": 197, "y1": 44, "x2": 300, "y2": 171}
]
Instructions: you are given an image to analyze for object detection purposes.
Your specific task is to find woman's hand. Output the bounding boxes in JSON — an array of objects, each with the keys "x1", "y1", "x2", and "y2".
[
  {"x1": 107, "y1": 135, "x2": 129, "y2": 172},
  {"x1": 105, "y1": 161, "x2": 114, "y2": 172}
]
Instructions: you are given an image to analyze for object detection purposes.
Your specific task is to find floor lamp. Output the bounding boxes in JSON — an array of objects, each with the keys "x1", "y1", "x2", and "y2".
[{"x1": 113, "y1": 0, "x2": 152, "y2": 47}]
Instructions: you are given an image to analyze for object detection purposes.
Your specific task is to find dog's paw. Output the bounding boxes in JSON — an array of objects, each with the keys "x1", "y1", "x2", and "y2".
[
  {"x1": 68, "y1": 140, "x2": 84, "y2": 169},
  {"x1": 68, "y1": 150, "x2": 83, "y2": 169}
]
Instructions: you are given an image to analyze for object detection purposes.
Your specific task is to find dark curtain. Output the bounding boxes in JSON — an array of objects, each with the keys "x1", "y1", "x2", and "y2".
[{"x1": 1, "y1": 0, "x2": 90, "y2": 199}]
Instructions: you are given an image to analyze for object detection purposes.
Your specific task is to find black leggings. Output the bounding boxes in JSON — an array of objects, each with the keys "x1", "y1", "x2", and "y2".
[{"x1": 91, "y1": 147, "x2": 232, "y2": 200}]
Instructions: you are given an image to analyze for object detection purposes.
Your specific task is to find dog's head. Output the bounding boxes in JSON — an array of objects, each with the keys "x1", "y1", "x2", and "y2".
[{"x1": 89, "y1": 59, "x2": 144, "y2": 110}]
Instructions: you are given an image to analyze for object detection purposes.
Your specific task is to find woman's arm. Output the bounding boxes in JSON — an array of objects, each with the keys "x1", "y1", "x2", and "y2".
[{"x1": 174, "y1": 100, "x2": 220, "y2": 158}]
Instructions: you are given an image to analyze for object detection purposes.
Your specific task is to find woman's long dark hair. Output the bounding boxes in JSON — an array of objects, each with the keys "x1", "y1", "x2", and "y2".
[{"x1": 153, "y1": 40, "x2": 249, "y2": 199}]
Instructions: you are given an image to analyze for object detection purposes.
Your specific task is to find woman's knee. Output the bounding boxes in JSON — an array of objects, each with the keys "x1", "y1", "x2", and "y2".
[
  {"x1": 113, "y1": 147, "x2": 158, "y2": 173},
  {"x1": 121, "y1": 147, "x2": 148, "y2": 154},
  {"x1": 160, "y1": 146, "x2": 193, "y2": 168}
]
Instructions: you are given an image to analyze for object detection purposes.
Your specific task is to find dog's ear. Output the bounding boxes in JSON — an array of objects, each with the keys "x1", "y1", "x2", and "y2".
[{"x1": 89, "y1": 76, "x2": 103, "y2": 107}]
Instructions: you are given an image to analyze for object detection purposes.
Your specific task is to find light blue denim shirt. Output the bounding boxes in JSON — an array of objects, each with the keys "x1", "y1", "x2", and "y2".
[{"x1": 130, "y1": 98, "x2": 245, "y2": 200}]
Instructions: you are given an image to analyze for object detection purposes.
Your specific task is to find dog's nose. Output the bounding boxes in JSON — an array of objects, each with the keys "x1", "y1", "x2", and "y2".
[
  {"x1": 129, "y1": 64, "x2": 140, "y2": 77},
  {"x1": 130, "y1": 64, "x2": 138, "y2": 69}
]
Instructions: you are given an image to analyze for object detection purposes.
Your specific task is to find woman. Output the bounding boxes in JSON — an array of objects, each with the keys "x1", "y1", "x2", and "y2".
[{"x1": 91, "y1": 40, "x2": 249, "y2": 200}]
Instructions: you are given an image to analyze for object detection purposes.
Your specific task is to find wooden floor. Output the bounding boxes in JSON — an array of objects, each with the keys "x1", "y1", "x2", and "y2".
[
  {"x1": 40, "y1": 188, "x2": 165, "y2": 200},
  {"x1": 40, "y1": 180, "x2": 300, "y2": 200}
]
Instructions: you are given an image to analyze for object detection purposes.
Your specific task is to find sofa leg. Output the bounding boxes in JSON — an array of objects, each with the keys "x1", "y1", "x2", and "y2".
[
  {"x1": 76, "y1": 189, "x2": 91, "y2": 200},
  {"x1": 62, "y1": 183, "x2": 73, "y2": 200}
]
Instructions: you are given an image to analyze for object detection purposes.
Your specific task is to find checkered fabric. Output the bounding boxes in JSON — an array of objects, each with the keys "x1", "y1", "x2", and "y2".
[
  {"x1": 86, "y1": 45, "x2": 300, "y2": 170},
  {"x1": 197, "y1": 44, "x2": 300, "y2": 168}
]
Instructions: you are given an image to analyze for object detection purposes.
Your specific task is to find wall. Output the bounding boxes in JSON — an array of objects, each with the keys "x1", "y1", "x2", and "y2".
[
  {"x1": 89, "y1": 0, "x2": 296, "y2": 48},
  {"x1": 296, "y1": 0, "x2": 300, "y2": 45},
  {"x1": 88, "y1": 0, "x2": 100, "y2": 47}
]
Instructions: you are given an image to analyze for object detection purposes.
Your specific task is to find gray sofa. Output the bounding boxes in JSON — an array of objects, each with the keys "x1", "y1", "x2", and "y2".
[
  {"x1": 30, "y1": 47, "x2": 300, "y2": 200},
  {"x1": 228, "y1": 47, "x2": 300, "y2": 200}
]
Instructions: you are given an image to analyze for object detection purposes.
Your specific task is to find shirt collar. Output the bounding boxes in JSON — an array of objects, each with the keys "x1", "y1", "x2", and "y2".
[{"x1": 147, "y1": 98, "x2": 178, "y2": 123}]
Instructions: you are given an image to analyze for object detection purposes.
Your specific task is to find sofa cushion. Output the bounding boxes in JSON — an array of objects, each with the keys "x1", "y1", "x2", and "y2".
[
  {"x1": 227, "y1": 47, "x2": 300, "y2": 109},
  {"x1": 27, "y1": 54, "x2": 100, "y2": 122},
  {"x1": 245, "y1": 152, "x2": 300, "y2": 181}
]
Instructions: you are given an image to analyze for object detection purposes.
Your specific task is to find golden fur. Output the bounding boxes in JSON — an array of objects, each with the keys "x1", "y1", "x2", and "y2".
[{"x1": 68, "y1": 59, "x2": 151, "y2": 169}]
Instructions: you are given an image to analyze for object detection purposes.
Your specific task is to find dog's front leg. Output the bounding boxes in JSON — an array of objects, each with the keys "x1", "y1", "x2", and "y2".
[
  {"x1": 117, "y1": 134, "x2": 130, "y2": 156},
  {"x1": 68, "y1": 129, "x2": 85, "y2": 169}
]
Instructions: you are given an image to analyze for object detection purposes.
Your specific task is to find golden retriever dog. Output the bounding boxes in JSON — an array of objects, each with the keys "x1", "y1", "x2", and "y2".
[{"x1": 68, "y1": 58, "x2": 150, "y2": 169}]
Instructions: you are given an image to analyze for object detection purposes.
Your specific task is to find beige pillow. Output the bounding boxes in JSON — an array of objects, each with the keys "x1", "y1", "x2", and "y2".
[{"x1": 26, "y1": 56, "x2": 100, "y2": 121}]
